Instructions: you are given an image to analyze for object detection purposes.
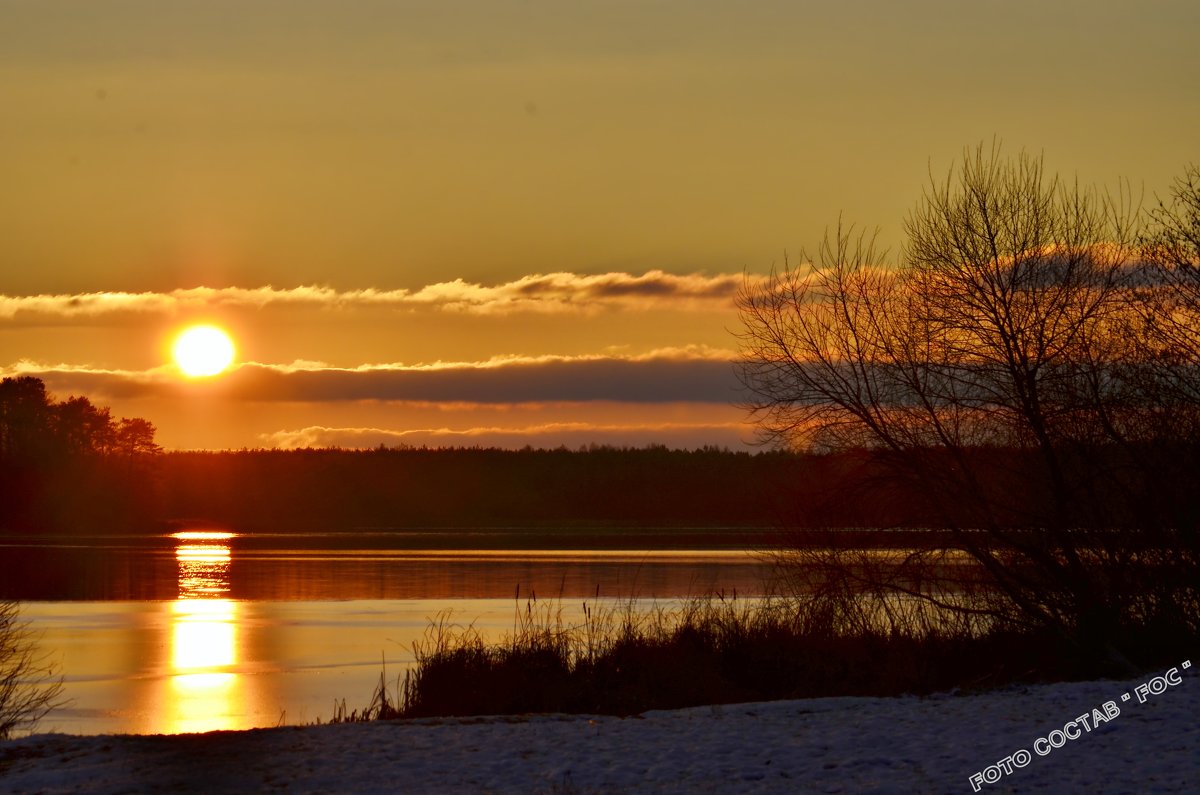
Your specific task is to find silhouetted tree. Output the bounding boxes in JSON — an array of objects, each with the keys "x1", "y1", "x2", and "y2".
[
  {"x1": 0, "y1": 377, "x2": 161, "y2": 532},
  {"x1": 0, "y1": 600, "x2": 63, "y2": 739},
  {"x1": 0, "y1": 377, "x2": 53, "y2": 464},
  {"x1": 738, "y1": 144, "x2": 1198, "y2": 667},
  {"x1": 114, "y1": 418, "x2": 161, "y2": 458},
  {"x1": 1138, "y1": 163, "x2": 1200, "y2": 406},
  {"x1": 53, "y1": 396, "x2": 115, "y2": 456}
]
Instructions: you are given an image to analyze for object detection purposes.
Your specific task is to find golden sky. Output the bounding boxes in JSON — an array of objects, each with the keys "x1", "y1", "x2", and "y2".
[{"x1": 2, "y1": 1, "x2": 1197, "y2": 449}]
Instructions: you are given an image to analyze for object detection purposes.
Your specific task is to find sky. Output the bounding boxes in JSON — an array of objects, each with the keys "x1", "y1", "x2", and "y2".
[{"x1": 2, "y1": 0, "x2": 1198, "y2": 450}]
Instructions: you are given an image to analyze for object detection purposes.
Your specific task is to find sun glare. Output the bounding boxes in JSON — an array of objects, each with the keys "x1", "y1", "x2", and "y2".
[{"x1": 173, "y1": 325, "x2": 236, "y2": 377}]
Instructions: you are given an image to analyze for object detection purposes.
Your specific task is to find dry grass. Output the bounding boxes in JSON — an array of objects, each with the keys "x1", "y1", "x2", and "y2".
[
  {"x1": 327, "y1": 654, "x2": 401, "y2": 724},
  {"x1": 341, "y1": 548, "x2": 1199, "y2": 721},
  {"x1": 386, "y1": 588, "x2": 1093, "y2": 720}
]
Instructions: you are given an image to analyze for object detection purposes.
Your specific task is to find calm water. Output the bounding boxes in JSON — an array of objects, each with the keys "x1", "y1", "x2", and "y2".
[{"x1": 3, "y1": 531, "x2": 774, "y2": 735}]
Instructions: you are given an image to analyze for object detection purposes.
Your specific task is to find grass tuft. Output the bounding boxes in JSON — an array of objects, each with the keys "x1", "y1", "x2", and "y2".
[
  {"x1": 390, "y1": 591, "x2": 1078, "y2": 719},
  {"x1": 342, "y1": 580, "x2": 1197, "y2": 721}
]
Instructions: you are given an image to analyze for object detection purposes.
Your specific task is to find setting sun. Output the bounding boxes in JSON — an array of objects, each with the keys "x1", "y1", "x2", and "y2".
[{"x1": 173, "y1": 325, "x2": 236, "y2": 377}]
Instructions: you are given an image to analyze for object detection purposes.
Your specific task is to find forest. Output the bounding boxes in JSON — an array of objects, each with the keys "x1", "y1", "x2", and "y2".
[
  {"x1": 4, "y1": 370, "x2": 1200, "y2": 555},
  {"x1": 0, "y1": 376, "x2": 160, "y2": 532},
  {"x1": 2, "y1": 375, "x2": 994, "y2": 536}
]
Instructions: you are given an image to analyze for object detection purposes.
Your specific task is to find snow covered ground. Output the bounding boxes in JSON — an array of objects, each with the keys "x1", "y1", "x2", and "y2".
[{"x1": 1, "y1": 667, "x2": 1195, "y2": 794}]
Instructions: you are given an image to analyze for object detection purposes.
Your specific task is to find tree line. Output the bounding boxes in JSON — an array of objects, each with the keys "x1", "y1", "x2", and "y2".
[
  {"x1": 1, "y1": 398, "x2": 998, "y2": 536},
  {"x1": 158, "y1": 445, "x2": 821, "y2": 533},
  {"x1": 0, "y1": 374, "x2": 996, "y2": 535},
  {"x1": 0, "y1": 376, "x2": 161, "y2": 531}
]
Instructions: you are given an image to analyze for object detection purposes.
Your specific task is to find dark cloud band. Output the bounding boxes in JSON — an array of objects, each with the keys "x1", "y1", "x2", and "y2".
[{"x1": 16, "y1": 354, "x2": 743, "y2": 405}]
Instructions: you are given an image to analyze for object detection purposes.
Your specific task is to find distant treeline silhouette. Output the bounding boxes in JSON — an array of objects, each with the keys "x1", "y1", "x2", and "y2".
[
  {"x1": 177, "y1": 444, "x2": 1132, "y2": 534},
  {"x1": 0, "y1": 376, "x2": 161, "y2": 532},
  {"x1": 0, "y1": 377, "x2": 979, "y2": 535},
  {"x1": 156, "y1": 445, "x2": 896, "y2": 533},
  {"x1": 6, "y1": 374, "x2": 1200, "y2": 545}
]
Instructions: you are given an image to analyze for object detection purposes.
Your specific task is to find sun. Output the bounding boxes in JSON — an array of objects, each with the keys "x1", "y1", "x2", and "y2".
[{"x1": 173, "y1": 325, "x2": 236, "y2": 377}]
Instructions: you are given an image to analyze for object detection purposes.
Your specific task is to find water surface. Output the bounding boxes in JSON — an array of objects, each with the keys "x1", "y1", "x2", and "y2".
[{"x1": 6, "y1": 531, "x2": 774, "y2": 735}]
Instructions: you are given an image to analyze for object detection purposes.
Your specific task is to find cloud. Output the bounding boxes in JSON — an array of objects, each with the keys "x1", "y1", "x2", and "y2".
[
  {"x1": 0, "y1": 271, "x2": 753, "y2": 324},
  {"x1": 1, "y1": 359, "x2": 173, "y2": 399},
  {"x1": 6, "y1": 348, "x2": 743, "y2": 405},
  {"x1": 261, "y1": 422, "x2": 753, "y2": 451},
  {"x1": 231, "y1": 357, "x2": 740, "y2": 403}
]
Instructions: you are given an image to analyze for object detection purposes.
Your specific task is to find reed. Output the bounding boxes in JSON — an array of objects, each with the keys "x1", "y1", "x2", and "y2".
[
  {"x1": 390, "y1": 589, "x2": 1075, "y2": 719},
  {"x1": 328, "y1": 654, "x2": 402, "y2": 724},
  {"x1": 342, "y1": 570, "x2": 1195, "y2": 721}
]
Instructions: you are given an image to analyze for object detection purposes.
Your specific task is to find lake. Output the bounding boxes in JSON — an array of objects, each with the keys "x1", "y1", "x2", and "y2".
[{"x1": 2, "y1": 530, "x2": 776, "y2": 735}]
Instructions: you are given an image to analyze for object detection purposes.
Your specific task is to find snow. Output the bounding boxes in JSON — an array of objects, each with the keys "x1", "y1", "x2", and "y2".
[{"x1": 2, "y1": 670, "x2": 1196, "y2": 794}]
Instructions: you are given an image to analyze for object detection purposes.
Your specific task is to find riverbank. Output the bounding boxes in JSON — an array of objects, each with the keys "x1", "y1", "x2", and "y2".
[{"x1": 2, "y1": 671, "x2": 1195, "y2": 794}]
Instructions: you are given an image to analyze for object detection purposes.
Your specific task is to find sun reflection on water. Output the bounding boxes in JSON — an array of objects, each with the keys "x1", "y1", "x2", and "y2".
[
  {"x1": 176, "y1": 545, "x2": 232, "y2": 599},
  {"x1": 168, "y1": 531, "x2": 241, "y2": 733}
]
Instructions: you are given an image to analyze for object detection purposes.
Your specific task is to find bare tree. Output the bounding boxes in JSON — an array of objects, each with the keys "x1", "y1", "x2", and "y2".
[
  {"x1": 1143, "y1": 163, "x2": 1200, "y2": 281},
  {"x1": 1, "y1": 601, "x2": 63, "y2": 740},
  {"x1": 1138, "y1": 164, "x2": 1200, "y2": 405},
  {"x1": 739, "y1": 144, "x2": 1197, "y2": 666}
]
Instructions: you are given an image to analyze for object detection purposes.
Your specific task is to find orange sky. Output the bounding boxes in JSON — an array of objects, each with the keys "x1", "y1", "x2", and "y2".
[
  {"x1": 0, "y1": 277, "x2": 753, "y2": 448},
  {"x1": 2, "y1": 1, "x2": 1197, "y2": 449}
]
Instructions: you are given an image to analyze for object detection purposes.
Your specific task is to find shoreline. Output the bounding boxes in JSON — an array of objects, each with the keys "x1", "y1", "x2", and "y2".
[{"x1": 3, "y1": 674, "x2": 1196, "y2": 794}]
